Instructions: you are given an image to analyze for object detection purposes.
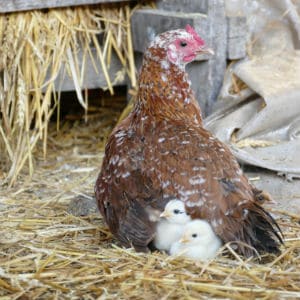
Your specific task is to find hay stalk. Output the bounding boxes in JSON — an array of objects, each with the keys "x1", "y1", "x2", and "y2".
[{"x1": 0, "y1": 3, "x2": 139, "y2": 185}]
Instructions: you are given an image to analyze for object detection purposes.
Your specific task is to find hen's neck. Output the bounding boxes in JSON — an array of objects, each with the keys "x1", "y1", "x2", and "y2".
[{"x1": 135, "y1": 56, "x2": 203, "y2": 125}]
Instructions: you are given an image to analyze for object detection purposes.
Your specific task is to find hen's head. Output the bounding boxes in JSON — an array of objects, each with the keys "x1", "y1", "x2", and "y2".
[{"x1": 147, "y1": 25, "x2": 213, "y2": 67}]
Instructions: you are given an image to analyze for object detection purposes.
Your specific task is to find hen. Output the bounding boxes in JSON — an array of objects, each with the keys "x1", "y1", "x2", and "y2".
[{"x1": 95, "y1": 25, "x2": 283, "y2": 257}]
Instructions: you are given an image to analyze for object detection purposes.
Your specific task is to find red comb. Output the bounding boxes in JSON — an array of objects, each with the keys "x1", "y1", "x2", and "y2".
[{"x1": 185, "y1": 24, "x2": 205, "y2": 46}]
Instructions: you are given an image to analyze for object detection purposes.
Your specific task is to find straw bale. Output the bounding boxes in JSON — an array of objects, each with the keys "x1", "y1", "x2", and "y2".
[
  {"x1": 0, "y1": 2, "x2": 155, "y2": 186},
  {"x1": 0, "y1": 102, "x2": 299, "y2": 299}
]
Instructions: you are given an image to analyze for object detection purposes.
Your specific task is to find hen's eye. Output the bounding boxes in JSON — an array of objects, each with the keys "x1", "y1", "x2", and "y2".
[
  {"x1": 173, "y1": 209, "x2": 180, "y2": 214},
  {"x1": 180, "y1": 41, "x2": 187, "y2": 47},
  {"x1": 192, "y1": 234, "x2": 198, "y2": 238}
]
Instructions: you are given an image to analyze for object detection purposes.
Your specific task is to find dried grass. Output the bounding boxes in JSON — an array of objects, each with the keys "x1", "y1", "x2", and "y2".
[
  {"x1": 0, "y1": 2, "x2": 153, "y2": 186},
  {"x1": 228, "y1": 73, "x2": 248, "y2": 96},
  {"x1": 234, "y1": 139, "x2": 278, "y2": 149},
  {"x1": 0, "y1": 102, "x2": 300, "y2": 299}
]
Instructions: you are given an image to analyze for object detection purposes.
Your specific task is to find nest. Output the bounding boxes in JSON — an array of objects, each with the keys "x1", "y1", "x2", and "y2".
[
  {"x1": 1, "y1": 98, "x2": 300, "y2": 299},
  {"x1": 0, "y1": 2, "x2": 156, "y2": 186}
]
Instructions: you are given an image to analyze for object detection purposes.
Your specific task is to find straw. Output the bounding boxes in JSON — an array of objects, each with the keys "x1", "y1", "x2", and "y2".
[
  {"x1": 0, "y1": 99, "x2": 299, "y2": 299},
  {"x1": 0, "y1": 3, "x2": 139, "y2": 186}
]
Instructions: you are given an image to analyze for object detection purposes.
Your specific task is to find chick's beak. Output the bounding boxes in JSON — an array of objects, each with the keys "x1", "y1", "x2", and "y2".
[
  {"x1": 179, "y1": 235, "x2": 190, "y2": 244},
  {"x1": 160, "y1": 211, "x2": 171, "y2": 218}
]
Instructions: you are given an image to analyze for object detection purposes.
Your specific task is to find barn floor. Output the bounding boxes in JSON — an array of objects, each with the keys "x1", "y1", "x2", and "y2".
[{"x1": 0, "y1": 94, "x2": 300, "y2": 299}]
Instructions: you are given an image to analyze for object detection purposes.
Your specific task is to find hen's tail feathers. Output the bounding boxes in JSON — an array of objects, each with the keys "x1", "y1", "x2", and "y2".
[{"x1": 241, "y1": 203, "x2": 283, "y2": 257}]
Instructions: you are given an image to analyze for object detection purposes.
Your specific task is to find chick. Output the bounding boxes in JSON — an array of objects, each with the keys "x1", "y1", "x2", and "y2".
[
  {"x1": 170, "y1": 219, "x2": 222, "y2": 260},
  {"x1": 154, "y1": 199, "x2": 191, "y2": 252}
]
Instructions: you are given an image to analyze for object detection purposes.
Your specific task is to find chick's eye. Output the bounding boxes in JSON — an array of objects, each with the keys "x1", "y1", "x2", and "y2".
[
  {"x1": 192, "y1": 234, "x2": 198, "y2": 238},
  {"x1": 180, "y1": 41, "x2": 187, "y2": 47},
  {"x1": 173, "y1": 209, "x2": 180, "y2": 214}
]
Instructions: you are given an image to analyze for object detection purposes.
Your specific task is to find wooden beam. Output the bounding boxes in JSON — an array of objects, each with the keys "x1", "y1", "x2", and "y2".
[
  {"x1": 47, "y1": 49, "x2": 127, "y2": 93},
  {"x1": 0, "y1": 0, "x2": 131, "y2": 13},
  {"x1": 227, "y1": 16, "x2": 247, "y2": 60},
  {"x1": 157, "y1": 0, "x2": 208, "y2": 15}
]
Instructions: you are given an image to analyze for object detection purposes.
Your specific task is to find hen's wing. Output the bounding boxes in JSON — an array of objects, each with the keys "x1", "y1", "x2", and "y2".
[{"x1": 95, "y1": 117, "x2": 167, "y2": 252}]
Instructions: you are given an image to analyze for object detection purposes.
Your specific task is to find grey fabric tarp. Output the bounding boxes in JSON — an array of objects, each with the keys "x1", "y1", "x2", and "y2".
[{"x1": 205, "y1": 0, "x2": 300, "y2": 178}]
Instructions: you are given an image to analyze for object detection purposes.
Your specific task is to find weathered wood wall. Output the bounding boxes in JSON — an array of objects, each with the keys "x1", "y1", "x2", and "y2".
[{"x1": 0, "y1": 0, "x2": 131, "y2": 13}]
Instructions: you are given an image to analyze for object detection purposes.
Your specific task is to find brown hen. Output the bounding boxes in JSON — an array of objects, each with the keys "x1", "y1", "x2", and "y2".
[{"x1": 95, "y1": 25, "x2": 283, "y2": 257}]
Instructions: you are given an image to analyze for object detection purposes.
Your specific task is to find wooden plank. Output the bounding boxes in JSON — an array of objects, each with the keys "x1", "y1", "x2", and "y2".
[
  {"x1": 48, "y1": 49, "x2": 127, "y2": 92},
  {"x1": 157, "y1": 0, "x2": 208, "y2": 14},
  {"x1": 0, "y1": 0, "x2": 131, "y2": 13},
  {"x1": 227, "y1": 16, "x2": 247, "y2": 60},
  {"x1": 205, "y1": 0, "x2": 227, "y2": 114}
]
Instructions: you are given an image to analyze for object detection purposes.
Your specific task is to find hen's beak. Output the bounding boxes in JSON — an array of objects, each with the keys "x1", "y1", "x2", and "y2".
[
  {"x1": 179, "y1": 236, "x2": 190, "y2": 244},
  {"x1": 197, "y1": 46, "x2": 214, "y2": 56},
  {"x1": 160, "y1": 211, "x2": 171, "y2": 218}
]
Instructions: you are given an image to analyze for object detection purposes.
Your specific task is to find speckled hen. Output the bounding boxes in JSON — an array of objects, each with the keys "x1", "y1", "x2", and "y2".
[{"x1": 95, "y1": 25, "x2": 283, "y2": 257}]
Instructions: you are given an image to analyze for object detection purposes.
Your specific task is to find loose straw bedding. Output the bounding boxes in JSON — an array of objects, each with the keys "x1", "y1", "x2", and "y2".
[
  {"x1": 0, "y1": 103, "x2": 300, "y2": 299},
  {"x1": 0, "y1": 2, "x2": 149, "y2": 186}
]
